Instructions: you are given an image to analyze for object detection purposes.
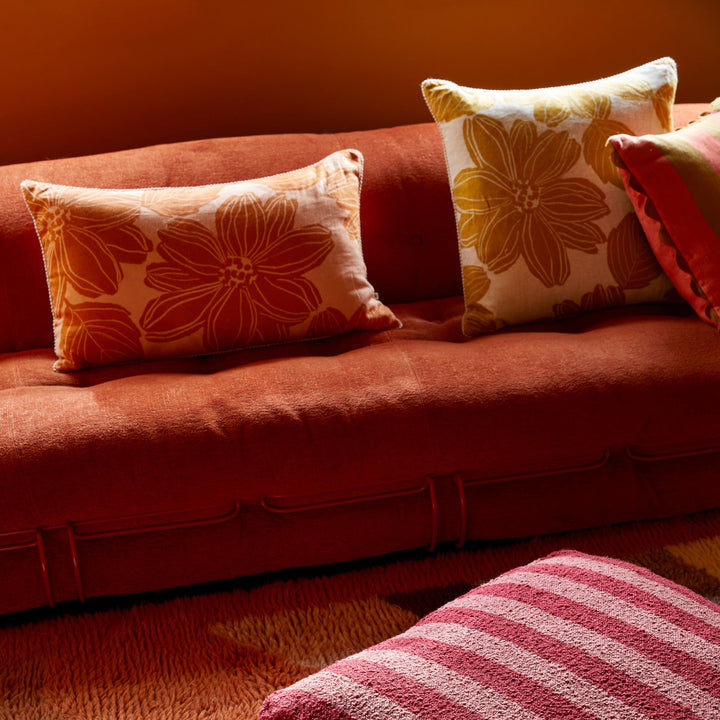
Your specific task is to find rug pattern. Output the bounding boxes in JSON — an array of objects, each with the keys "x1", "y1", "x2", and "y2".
[{"x1": 2, "y1": 510, "x2": 720, "y2": 720}]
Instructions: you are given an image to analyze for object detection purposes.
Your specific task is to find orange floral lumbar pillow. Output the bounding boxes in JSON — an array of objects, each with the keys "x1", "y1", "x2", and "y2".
[
  {"x1": 422, "y1": 58, "x2": 678, "y2": 335},
  {"x1": 22, "y1": 150, "x2": 400, "y2": 371}
]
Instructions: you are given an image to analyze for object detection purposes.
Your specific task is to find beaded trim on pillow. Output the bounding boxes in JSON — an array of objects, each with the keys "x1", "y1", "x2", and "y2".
[
  {"x1": 22, "y1": 150, "x2": 400, "y2": 371},
  {"x1": 422, "y1": 58, "x2": 678, "y2": 336}
]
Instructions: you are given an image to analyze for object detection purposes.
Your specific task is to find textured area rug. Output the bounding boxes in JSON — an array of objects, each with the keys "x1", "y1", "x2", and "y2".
[{"x1": 2, "y1": 510, "x2": 720, "y2": 720}]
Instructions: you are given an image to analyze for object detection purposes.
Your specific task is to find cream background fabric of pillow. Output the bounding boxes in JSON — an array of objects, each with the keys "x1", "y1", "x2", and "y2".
[
  {"x1": 22, "y1": 150, "x2": 400, "y2": 371},
  {"x1": 422, "y1": 58, "x2": 678, "y2": 335}
]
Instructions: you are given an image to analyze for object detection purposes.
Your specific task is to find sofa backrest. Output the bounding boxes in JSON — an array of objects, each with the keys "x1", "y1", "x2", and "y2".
[
  {"x1": 0, "y1": 122, "x2": 461, "y2": 353},
  {"x1": 0, "y1": 105, "x2": 707, "y2": 354}
]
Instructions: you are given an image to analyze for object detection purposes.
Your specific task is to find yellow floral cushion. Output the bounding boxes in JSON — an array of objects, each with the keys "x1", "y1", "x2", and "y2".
[
  {"x1": 22, "y1": 150, "x2": 400, "y2": 371},
  {"x1": 422, "y1": 58, "x2": 678, "y2": 335}
]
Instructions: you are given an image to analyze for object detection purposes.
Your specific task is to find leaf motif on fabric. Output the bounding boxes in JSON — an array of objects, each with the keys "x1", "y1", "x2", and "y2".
[
  {"x1": 260, "y1": 164, "x2": 325, "y2": 192},
  {"x1": 532, "y1": 96, "x2": 573, "y2": 128},
  {"x1": 308, "y1": 307, "x2": 348, "y2": 338},
  {"x1": 58, "y1": 301, "x2": 143, "y2": 371},
  {"x1": 571, "y1": 89, "x2": 611, "y2": 120},
  {"x1": 529, "y1": 75, "x2": 664, "y2": 130},
  {"x1": 553, "y1": 284, "x2": 625, "y2": 319},
  {"x1": 531, "y1": 89, "x2": 610, "y2": 127},
  {"x1": 140, "y1": 187, "x2": 221, "y2": 217},
  {"x1": 462, "y1": 265, "x2": 496, "y2": 334},
  {"x1": 601, "y1": 78, "x2": 653, "y2": 103},
  {"x1": 21, "y1": 182, "x2": 153, "y2": 299},
  {"x1": 582, "y1": 118, "x2": 633, "y2": 187},
  {"x1": 326, "y1": 169, "x2": 361, "y2": 244},
  {"x1": 652, "y1": 82, "x2": 677, "y2": 131},
  {"x1": 607, "y1": 212, "x2": 663, "y2": 290}
]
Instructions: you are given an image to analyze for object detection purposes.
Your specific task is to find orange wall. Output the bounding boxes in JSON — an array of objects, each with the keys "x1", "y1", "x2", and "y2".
[{"x1": 3, "y1": 0, "x2": 718, "y2": 165}]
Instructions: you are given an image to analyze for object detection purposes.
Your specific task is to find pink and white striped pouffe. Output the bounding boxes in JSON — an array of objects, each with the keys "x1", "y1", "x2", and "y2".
[{"x1": 258, "y1": 550, "x2": 720, "y2": 719}]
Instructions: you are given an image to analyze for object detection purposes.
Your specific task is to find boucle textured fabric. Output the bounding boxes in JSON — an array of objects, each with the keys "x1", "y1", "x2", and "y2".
[
  {"x1": 259, "y1": 550, "x2": 720, "y2": 719},
  {"x1": 3, "y1": 513, "x2": 720, "y2": 719}
]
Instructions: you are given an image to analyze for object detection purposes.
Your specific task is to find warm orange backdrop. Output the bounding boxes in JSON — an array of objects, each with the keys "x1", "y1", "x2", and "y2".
[{"x1": 3, "y1": 0, "x2": 718, "y2": 165}]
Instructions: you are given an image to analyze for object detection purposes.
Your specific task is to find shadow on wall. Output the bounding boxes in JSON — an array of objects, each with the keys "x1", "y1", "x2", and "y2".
[{"x1": 4, "y1": 0, "x2": 718, "y2": 164}]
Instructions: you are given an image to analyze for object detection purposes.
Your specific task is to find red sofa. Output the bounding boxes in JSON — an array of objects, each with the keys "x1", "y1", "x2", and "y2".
[{"x1": 1, "y1": 104, "x2": 718, "y2": 616}]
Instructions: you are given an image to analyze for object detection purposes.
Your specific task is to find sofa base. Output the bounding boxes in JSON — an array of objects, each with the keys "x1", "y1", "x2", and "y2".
[{"x1": 4, "y1": 439, "x2": 720, "y2": 616}]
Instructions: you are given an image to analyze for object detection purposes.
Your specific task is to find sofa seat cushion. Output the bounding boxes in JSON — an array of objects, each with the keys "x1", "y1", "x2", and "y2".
[
  {"x1": 2, "y1": 295, "x2": 720, "y2": 540},
  {"x1": 259, "y1": 550, "x2": 720, "y2": 719}
]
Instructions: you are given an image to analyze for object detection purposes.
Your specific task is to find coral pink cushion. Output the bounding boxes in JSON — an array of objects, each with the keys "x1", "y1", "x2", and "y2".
[
  {"x1": 259, "y1": 551, "x2": 720, "y2": 719},
  {"x1": 610, "y1": 104, "x2": 720, "y2": 327}
]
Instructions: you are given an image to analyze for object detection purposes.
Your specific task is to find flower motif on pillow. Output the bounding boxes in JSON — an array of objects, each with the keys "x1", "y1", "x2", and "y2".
[
  {"x1": 263, "y1": 161, "x2": 361, "y2": 243},
  {"x1": 141, "y1": 192, "x2": 334, "y2": 351},
  {"x1": 455, "y1": 116, "x2": 609, "y2": 289},
  {"x1": 530, "y1": 71, "x2": 677, "y2": 184},
  {"x1": 22, "y1": 150, "x2": 400, "y2": 371},
  {"x1": 423, "y1": 58, "x2": 678, "y2": 335},
  {"x1": 137, "y1": 186, "x2": 223, "y2": 217},
  {"x1": 25, "y1": 186, "x2": 153, "y2": 299}
]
